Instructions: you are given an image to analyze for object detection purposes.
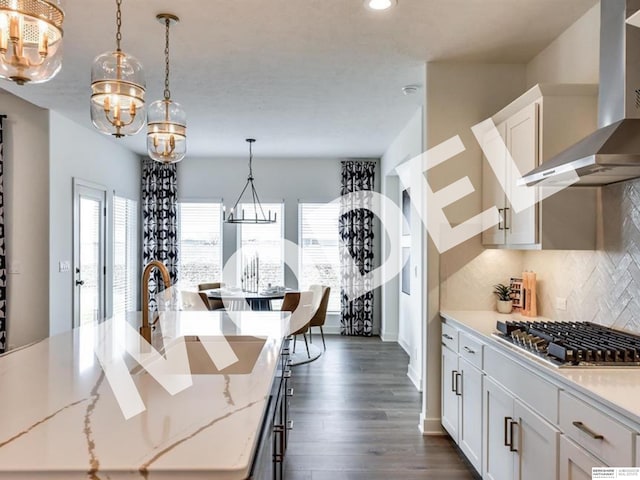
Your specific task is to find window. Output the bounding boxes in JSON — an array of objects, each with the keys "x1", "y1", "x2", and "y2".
[
  {"x1": 298, "y1": 202, "x2": 341, "y2": 312},
  {"x1": 113, "y1": 196, "x2": 137, "y2": 317},
  {"x1": 239, "y1": 203, "x2": 284, "y2": 291},
  {"x1": 178, "y1": 202, "x2": 223, "y2": 288}
]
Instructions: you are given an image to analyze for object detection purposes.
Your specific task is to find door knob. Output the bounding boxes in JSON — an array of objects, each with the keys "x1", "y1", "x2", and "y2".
[{"x1": 75, "y1": 279, "x2": 85, "y2": 286}]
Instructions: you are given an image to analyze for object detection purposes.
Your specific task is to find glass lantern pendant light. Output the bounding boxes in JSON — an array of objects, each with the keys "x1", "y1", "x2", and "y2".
[
  {"x1": 147, "y1": 13, "x2": 186, "y2": 164},
  {"x1": 0, "y1": 0, "x2": 65, "y2": 85},
  {"x1": 90, "y1": 0, "x2": 145, "y2": 138},
  {"x1": 224, "y1": 139, "x2": 276, "y2": 224}
]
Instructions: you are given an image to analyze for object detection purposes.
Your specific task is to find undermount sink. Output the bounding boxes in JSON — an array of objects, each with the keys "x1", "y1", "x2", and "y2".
[{"x1": 132, "y1": 336, "x2": 267, "y2": 376}]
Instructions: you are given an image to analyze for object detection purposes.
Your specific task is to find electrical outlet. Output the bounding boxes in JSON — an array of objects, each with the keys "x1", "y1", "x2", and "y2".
[
  {"x1": 555, "y1": 297, "x2": 567, "y2": 311},
  {"x1": 59, "y1": 260, "x2": 71, "y2": 273}
]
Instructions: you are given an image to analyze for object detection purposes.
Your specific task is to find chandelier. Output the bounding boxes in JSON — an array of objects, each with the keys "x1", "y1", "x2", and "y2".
[
  {"x1": 225, "y1": 139, "x2": 276, "y2": 224},
  {"x1": 90, "y1": 0, "x2": 145, "y2": 138},
  {"x1": 0, "y1": 0, "x2": 64, "y2": 85},
  {"x1": 147, "y1": 13, "x2": 186, "y2": 164}
]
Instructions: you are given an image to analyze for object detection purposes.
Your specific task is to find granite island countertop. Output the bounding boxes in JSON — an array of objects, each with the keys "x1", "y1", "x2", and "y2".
[
  {"x1": 0, "y1": 311, "x2": 290, "y2": 479},
  {"x1": 441, "y1": 310, "x2": 640, "y2": 427}
]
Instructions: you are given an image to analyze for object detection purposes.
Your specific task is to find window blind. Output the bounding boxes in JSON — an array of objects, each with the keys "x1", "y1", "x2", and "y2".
[
  {"x1": 178, "y1": 202, "x2": 222, "y2": 288},
  {"x1": 299, "y1": 203, "x2": 341, "y2": 312},
  {"x1": 113, "y1": 196, "x2": 137, "y2": 317},
  {"x1": 239, "y1": 203, "x2": 284, "y2": 290}
]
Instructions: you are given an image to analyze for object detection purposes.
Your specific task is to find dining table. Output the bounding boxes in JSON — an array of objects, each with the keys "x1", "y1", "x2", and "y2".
[{"x1": 204, "y1": 288, "x2": 291, "y2": 311}]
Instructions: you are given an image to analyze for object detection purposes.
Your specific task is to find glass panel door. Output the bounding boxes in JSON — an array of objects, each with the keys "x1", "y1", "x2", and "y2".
[{"x1": 73, "y1": 181, "x2": 106, "y2": 327}]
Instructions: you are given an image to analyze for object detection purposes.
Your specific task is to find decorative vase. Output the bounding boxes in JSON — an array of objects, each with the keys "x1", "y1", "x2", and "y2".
[{"x1": 497, "y1": 300, "x2": 513, "y2": 314}]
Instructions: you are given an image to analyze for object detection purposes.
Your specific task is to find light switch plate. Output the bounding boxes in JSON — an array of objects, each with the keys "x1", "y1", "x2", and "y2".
[
  {"x1": 59, "y1": 261, "x2": 71, "y2": 273},
  {"x1": 555, "y1": 297, "x2": 567, "y2": 311}
]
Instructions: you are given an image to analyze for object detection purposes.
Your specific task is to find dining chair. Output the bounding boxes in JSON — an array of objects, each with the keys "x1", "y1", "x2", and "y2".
[
  {"x1": 197, "y1": 282, "x2": 225, "y2": 311},
  {"x1": 281, "y1": 291, "x2": 314, "y2": 358},
  {"x1": 308, "y1": 285, "x2": 330, "y2": 350}
]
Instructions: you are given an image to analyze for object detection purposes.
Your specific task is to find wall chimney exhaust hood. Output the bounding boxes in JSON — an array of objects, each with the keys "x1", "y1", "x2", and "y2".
[{"x1": 520, "y1": 0, "x2": 640, "y2": 187}]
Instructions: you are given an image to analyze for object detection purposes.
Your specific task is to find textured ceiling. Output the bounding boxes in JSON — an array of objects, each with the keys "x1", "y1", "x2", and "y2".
[{"x1": 0, "y1": 0, "x2": 597, "y2": 158}]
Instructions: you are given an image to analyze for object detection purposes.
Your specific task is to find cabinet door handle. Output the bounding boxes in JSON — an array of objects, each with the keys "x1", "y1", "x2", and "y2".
[
  {"x1": 455, "y1": 372, "x2": 462, "y2": 396},
  {"x1": 463, "y1": 346, "x2": 476, "y2": 355},
  {"x1": 509, "y1": 419, "x2": 518, "y2": 452},
  {"x1": 451, "y1": 370, "x2": 458, "y2": 392},
  {"x1": 442, "y1": 333, "x2": 454, "y2": 340},
  {"x1": 572, "y1": 421, "x2": 604, "y2": 440},
  {"x1": 498, "y1": 208, "x2": 505, "y2": 230},
  {"x1": 504, "y1": 207, "x2": 510, "y2": 230},
  {"x1": 504, "y1": 416, "x2": 513, "y2": 448}
]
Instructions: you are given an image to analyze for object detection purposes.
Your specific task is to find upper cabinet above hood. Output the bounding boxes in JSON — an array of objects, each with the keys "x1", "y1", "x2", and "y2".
[{"x1": 520, "y1": 0, "x2": 640, "y2": 187}]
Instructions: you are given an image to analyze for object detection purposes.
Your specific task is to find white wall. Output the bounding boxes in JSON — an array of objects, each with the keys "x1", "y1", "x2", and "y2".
[
  {"x1": 526, "y1": 3, "x2": 600, "y2": 87},
  {"x1": 423, "y1": 62, "x2": 527, "y2": 434},
  {"x1": 48, "y1": 112, "x2": 141, "y2": 336},
  {"x1": 1, "y1": 92, "x2": 50, "y2": 349},
  {"x1": 178, "y1": 156, "x2": 381, "y2": 334},
  {"x1": 380, "y1": 107, "x2": 424, "y2": 388}
]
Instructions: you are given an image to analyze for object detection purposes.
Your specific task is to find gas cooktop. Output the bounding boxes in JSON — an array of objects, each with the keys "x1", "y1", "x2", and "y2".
[{"x1": 493, "y1": 320, "x2": 640, "y2": 368}]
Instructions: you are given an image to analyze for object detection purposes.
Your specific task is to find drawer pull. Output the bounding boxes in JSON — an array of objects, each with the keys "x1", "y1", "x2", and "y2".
[
  {"x1": 283, "y1": 370, "x2": 292, "y2": 379},
  {"x1": 504, "y1": 416, "x2": 513, "y2": 448},
  {"x1": 463, "y1": 346, "x2": 476, "y2": 355},
  {"x1": 287, "y1": 420, "x2": 294, "y2": 430},
  {"x1": 509, "y1": 419, "x2": 518, "y2": 452},
  {"x1": 286, "y1": 388, "x2": 294, "y2": 397},
  {"x1": 442, "y1": 333, "x2": 454, "y2": 340},
  {"x1": 455, "y1": 372, "x2": 462, "y2": 396},
  {"x1": 572, "y1": 421, "x2": 604, "y2": 440}
]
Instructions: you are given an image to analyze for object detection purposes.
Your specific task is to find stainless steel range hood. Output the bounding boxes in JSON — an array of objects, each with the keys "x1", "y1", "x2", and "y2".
[{"x1": 520, "y1": 0, "x2": 640, "y2": 187}]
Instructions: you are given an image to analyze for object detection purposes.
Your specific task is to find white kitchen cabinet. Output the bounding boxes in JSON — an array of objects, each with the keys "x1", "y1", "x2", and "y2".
[
  {"x1": 559, "y1": 436, "x2": 604, "y2": 480},
  {"x1": 481, "y1": 84, "x2": 599, "y2": 250},
  {"x1": 440, "y1": 321, "x2": 484, "y2": 474},
  {"x1": 515, "y1": 398, "x2": 560, "y2": 480},
  {"x1": 459, "y1": 357, "x2": 483, "y2": 473},
  {"x1": 441, "y1": 343, "x2": 460, "y2": 440},
  {"x1": 482, "y1": 104, "x2": 539, "y2": 246},
  {"x1": 484, "y1": 377, "x2": 517, "y2": 480},
  {"x1": 483, "y1": 376, "x2": 560, "y2": 480}
]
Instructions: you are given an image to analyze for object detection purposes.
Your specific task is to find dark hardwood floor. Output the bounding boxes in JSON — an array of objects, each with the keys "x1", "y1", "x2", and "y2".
[{"x1": 285, "y1": 335, "x2": 478, "y2": 479}]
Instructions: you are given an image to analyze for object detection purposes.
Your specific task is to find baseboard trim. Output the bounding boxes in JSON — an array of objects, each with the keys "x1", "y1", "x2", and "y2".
[
  {"x1": 407, "y1": 363, "x2": 422, "y2": 392},
  {"x1": 317, "y1": 326, "x2": 341, "y2": 335},
  {"x1": 420, "y1": 414, "x2": 446, "y2": 436},
  {"x1": 398, "y1": 337, "x2": 410, "y2": 355},
  {"x1": 380, "y1": 332, "x2": 398, "y2": 342}
]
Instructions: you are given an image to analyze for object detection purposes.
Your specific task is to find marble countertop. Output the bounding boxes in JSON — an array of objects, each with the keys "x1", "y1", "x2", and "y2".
[
  {"x1": 0, "y1": 311, "x2": 290, "y2": 479},
  {"x1": 441, "y1": 310, "x2": 640, "y2": 427}
]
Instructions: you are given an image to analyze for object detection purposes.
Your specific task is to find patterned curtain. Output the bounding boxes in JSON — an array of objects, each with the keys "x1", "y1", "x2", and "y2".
[
  {"x1": 141, "y1": 158, "x2": 178, "y2": 311},
  {"x1": 0, "y1": 116, "x2": 6, "y2": 353},
  {"x1": 339, "y1": 160, "x2": 375, "y2": 336}
]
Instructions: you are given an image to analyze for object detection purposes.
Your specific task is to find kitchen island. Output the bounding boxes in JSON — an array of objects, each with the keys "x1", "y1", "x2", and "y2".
[{"x1": 0, "y1": 311, "x2": 290, "y2": 479}]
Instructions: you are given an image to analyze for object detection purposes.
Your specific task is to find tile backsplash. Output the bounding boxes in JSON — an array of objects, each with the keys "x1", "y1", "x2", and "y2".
[{"x1": 440, "y1": 179, "x2": 640, "y2": 334}]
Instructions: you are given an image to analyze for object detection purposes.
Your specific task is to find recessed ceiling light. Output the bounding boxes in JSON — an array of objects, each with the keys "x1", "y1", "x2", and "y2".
[{"x1": 365, "y1": 0, "x2": 397, "y2": 11}]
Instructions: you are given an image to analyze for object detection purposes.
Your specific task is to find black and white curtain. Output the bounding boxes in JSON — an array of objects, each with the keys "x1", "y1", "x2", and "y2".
[
  {"x1": 142, "y1": 158, "x2": 178, "y2": 312},
  {"x1": 0, "y1": 116, "x2": 5, "y2": 353},
  {"x1": 339, "y1": 160, "x2": 375, "y2": 336}
]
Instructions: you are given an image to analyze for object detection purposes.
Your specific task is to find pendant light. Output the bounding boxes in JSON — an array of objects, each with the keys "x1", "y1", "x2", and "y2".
[
  {"x1": 147, "y1": 13, "x2": 186, "y2": 164},
  {"x1": 224, "y1": 139, "x2": 276, "y2": 224},
  {"x1": 90, "y1": 0, "x2": 145, "y2": 138},
  {"x1": 0, "y1": 0, "x2": 64, "y2": 85}
]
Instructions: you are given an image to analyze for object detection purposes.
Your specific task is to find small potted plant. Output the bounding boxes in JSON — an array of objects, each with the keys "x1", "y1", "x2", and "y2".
[{"x1": 493, "y1": 284, "x2": 513, "y2": 314}]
